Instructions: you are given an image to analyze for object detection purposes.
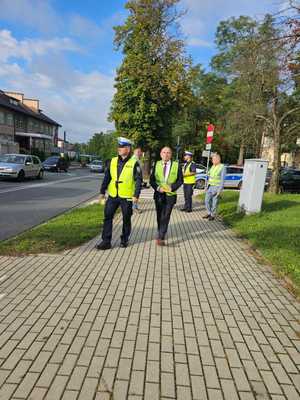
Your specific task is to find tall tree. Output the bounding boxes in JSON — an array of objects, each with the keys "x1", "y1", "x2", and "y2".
[{"x1": 110, "y1": 0, "x2": 193, "y2": 162}]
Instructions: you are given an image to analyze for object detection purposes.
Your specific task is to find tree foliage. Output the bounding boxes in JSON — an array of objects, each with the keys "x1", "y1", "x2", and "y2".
[{"x1": 110, "y1": 0, "x2": 193, "y2": 155}]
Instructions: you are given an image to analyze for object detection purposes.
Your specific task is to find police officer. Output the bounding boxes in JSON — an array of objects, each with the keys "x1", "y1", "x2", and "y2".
[
  {"x1": 97, "y1": 137, "x2": 142, "y2": 250},
  {"x1": 203, "y1": 153, "x2": 226, "y2": 221},
  {"x1": 150, "y1": 147, "x2": 183, "y2": 246},
  {"x1": 181, "y1": 150, "x2": 196, "y2": 213}
]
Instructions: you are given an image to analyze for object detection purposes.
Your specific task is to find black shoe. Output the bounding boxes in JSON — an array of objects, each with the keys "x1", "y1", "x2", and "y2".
[
  {"x1": 180, "y1": 208, "x2": 187, "y2": 212},
  {"x1": 120, "y1": 242, "x2": 128, "y2": 248},
  {"x1": 96, "y1": 241, "x2": 111, "y2": 250},
  {"x1": 208, "y1": 216, "x2": 215, "y2": 221},
  {"x1": 203, "y1": 214, "x2": 210, "y2": 219},
  {"x1": 185, "y1": 209, "x2": 192, "y2": 213}
]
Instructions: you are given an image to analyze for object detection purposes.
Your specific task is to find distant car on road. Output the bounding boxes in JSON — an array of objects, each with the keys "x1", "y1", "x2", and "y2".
[
  {"x1": 43, "y1": 156, "x2": 69, "y2": 172},
  {"x1": 89, "y1": 160, "x2": 104, "y2": 173},
  {"x1": 0, "y1": 154, "x2": 43, "y2": 181},
  {"x1": 279, "y1": 169, "x2": 300, "y2": 193},
  {"x1": 195, "y1": 165, "x2": 244, "y2": 189}
]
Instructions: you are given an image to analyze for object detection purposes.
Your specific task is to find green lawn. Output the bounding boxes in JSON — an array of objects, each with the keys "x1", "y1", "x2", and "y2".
[
  {"x1": 212, "y1": 191, "x2": 300, "y2": 291},
  {"x1": 0, "y1": 203, "x2": 104, "y2": 256}
]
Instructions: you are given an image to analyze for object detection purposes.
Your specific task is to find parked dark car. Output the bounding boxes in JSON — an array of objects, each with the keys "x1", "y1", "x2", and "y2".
[
  {"x1": 279, "y1": 169, "x2": 300, "y2": 193},
  {"x1": 42, "y1": 156, "x2": 69, "y2": 172}
]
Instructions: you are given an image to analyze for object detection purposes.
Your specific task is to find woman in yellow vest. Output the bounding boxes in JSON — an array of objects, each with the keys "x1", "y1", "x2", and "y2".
[
  {"x1": 204, "y1": 153, "x2": 226, "y2": 221},
  {"x1": 181, "y1": 150, "x2": 196, "y2": 213},
  {"x1": 97, "y1": 137, "x2": 142, "y2": 250},
  {"x1": 150, "y1": 147, "x2": 183, "y2": 246}
]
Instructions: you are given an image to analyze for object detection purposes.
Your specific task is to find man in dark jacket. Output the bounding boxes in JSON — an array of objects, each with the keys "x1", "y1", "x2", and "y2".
[{"x1": 150, "y1": 147, "x2": 183, "y2": 246}]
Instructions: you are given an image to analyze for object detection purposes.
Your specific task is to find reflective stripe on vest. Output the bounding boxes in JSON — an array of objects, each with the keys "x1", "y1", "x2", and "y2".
[
  {"x1": 107, "y1": 157, "x2": 136, "y2": 198},
  {"x1": 155, "y1": 161, "x2": 179, "y2": 196},
  {"x1": 183, "y1": 162, "x2": 196, "y2": 184},
  {"x1": 208, "y1": 164, "x2": 224, "y2": 186}
]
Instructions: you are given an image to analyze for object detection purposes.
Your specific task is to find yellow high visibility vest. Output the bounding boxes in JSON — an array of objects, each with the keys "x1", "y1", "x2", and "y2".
[
  {"x1": 155, "y1": 161, "x2": 179, "y2": 196},
  {"x1": 208, "y1": 164, "x2": 224, "y2": 186},
  {"x1": 183, "y1": 162, "x2": 196, "y2": 184},
  {"x1": 107, "y1": 157, "x2": 136, "y2": 198}
]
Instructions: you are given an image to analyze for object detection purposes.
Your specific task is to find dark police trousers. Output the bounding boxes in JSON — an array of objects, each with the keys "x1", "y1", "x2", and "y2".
[
  {"x1": 154, "y1": 192, "x2": 176, "y2": 240},
  {"x1": 183, "y1": 183, "x2": 194, "y2": 211},
  {"x1": 102, "y1": 196, "x2": 133, "y2": 244}
]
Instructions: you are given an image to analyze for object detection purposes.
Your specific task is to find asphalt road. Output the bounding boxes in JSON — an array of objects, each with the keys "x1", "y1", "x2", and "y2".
[{"x1": 0, "y1": 169, "x2": 103, "y2": 241}]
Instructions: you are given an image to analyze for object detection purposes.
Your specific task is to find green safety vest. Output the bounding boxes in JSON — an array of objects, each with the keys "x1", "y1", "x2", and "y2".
[
  {"x1": 155, "y1": 160, "x2": 179, "y2": 196},
  {"x1": 107, "y1": 157, "x2": 136, "y2": 198},
  {"x1": 183, "y1": 161, "x2": 196, "y2": 185},
  {"x1": 208, "y1": 164, "x2": 224, "y2": 186}
]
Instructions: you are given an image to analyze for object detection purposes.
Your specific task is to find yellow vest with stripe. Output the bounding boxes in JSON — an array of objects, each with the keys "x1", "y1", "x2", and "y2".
[
  {"x1": 107, "y1": 157, "x2": 136, "y2": 198},
  {"x1": 208, "y1": 164, "x2": 224, "y2": 186},
  {"x1": 155, "y1": 161, "x2": 179, "y2": 196},
  {"x1": 183, "y1": 161, "x2": 196, "y2": 184}
]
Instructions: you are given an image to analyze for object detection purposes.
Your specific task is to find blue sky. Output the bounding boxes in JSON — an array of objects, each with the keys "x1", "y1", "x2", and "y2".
[{"x1": 0, "y1": 0, "x2": 277, "y2": 142}]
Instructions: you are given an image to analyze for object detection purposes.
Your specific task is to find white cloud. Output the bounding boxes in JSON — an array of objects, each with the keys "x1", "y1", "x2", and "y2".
[
  {"x1": 180, "y1": 0, "x2": 277, "y2": 47},
  {"x1": 187, "y1": 37, "x2": 212, "y2": 47},
  {"x1": 0, "y1": 30, "x2": 79, "y2": 62},
  {"x1": 0, "y1": 30, "x2": 115, "y2": 142},
  {"x1": 0, "y1": 0, "x2": 60, "y2": 34}
]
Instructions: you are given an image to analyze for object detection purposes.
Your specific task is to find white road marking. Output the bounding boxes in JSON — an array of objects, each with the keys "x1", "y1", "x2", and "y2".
[
  {"x1": 0, "y1": 275, "x2": 7, "y2": 283},
  {"x1": 0, "y1": 174, "x2": 99, "y2": 195}
]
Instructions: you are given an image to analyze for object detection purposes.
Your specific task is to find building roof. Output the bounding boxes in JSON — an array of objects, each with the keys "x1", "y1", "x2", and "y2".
[{"x1": 0, "y1": 90, "x2": 61, "y2": 127}]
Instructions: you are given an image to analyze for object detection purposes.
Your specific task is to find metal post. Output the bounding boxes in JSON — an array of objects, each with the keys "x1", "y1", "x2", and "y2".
[
  {"x1": 176, "y1": 136, "x2": 180, "y2": 161},
  {"x1": 205, "y1": 150, "x2": 210, "y2": 189}
]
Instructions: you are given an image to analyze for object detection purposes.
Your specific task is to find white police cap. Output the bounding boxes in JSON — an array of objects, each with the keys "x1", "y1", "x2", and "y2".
[
  {"x1": 117, "y1": 137, "x2": 133, "y2": 147},
  {"x1": 184, "y1": 150, "x2": 193, "y2": 156}
]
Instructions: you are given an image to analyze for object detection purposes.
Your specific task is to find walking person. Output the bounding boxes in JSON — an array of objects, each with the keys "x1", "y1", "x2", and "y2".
[
  {"x1": 181, "y1": 150, "x2": 196, "y2": 213},
  {"x1": 203, "y1": 153, "x2": 226, "y2": 221},
  {"x1": 132, "y1": 147, "x2": 143, "y2": 214},
  {"x1": 150, "y1": 147, "x2": 183, "y2": 246},
  {"x1": 97, "y1": 137, "x2": 142, "y2": 250}
]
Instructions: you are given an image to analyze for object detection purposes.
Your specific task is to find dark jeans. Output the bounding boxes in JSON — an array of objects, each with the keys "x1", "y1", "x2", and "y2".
[
  {"x1": 154, "y1": 193, "x2": 176, "y2": 240},
  {"x1": 183, "y1": 183, "x2": 194, "y2": 211},
  {"x1": 102, "y1": 196, "x2": 133, "y2": 244}
]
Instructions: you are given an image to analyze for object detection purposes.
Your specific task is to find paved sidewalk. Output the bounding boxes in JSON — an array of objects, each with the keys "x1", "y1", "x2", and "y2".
[{"x1": 0, "y1": 198, "x2": 299, "y2": 400}]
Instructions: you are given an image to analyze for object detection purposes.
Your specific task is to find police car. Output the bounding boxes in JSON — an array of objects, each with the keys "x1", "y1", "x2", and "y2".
[{"x1": 195, "y1": 165, "x2": 244, "y2": 189}]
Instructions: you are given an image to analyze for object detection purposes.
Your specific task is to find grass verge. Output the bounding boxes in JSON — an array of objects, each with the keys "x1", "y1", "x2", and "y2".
[
  {"x1": 208, "y1": 191, "x2": 300, "y2": 292},
  {"x1": 0, "y1": 203, "x2": 104, "y2": 256}
]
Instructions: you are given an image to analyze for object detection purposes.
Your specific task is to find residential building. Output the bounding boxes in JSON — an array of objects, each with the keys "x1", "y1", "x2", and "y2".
[
  {"x1": 0, "y1": 90, "x2": 61, "y2": 155},
  {"x1": 261, "y1": 135, "x2": 300, "y2": 168}
]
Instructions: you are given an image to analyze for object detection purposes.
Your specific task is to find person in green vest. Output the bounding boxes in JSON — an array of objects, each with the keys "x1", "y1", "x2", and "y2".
[
  {"x1": 150, "y1": 147, "x2": 183, "y2": 246},
  {"x1": 181, "y1": 150, "x2": 197, "y2": 213},
  {"x1": 97, "y1": 137, "x2": 142, "y2": 250},
  {"x1": 132, "y1": 147, "x2": 143, "y2": 214},
  {"x1": 203, "y1": 153, "x2": 226, "y2": 221}
]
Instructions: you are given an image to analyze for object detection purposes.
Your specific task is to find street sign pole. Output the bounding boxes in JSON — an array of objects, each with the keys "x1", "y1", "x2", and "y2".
[
  {"x1": 205, "y1": 124, "x2": 215, "y2": 189},
  {"x1": 205, "y1": 150, "x2": 210, "y2": 190},
  {"x1": 176, "y1": 136, "x2": 180, "y2": 161}
]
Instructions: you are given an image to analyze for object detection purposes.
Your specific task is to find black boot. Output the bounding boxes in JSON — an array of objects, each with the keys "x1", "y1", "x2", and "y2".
[{"x1": 96, "y1": 241, "x2": 111, "y2": 250}]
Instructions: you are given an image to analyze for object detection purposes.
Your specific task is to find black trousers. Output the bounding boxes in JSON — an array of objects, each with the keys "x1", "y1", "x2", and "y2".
[
  {"x1": 183, "y1": 183, "x2": 194, "y2": 211},
  {"x1": 102, "y1": 196, "x2": 133, "y2": 244},
  {"x1": 154, "y1": 193, "x2": 176, "y2": 240}
]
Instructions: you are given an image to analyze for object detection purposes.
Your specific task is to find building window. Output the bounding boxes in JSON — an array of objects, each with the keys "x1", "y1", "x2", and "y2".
[
  {"x1": 0, "y1": 111, "x2": 5, "y2": 124},
  {"x1": 16, "y1": 116, "x2": 25, "y2": 129},
  {"x1": 6, "y1": 113, "x2": 14, "y2": 126},
  {"x1": 28, "y1": 119, "x2": 34, "y2": 131}
]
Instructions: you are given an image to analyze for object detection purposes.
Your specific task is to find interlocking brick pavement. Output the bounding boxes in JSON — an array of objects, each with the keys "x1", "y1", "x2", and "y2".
[{"x1": 0, "y1": 197, "x2": 299, "y2": 400}]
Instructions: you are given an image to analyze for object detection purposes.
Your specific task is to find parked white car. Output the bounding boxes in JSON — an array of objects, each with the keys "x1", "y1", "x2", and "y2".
[{"x1": 0, "y1": 154, "x2": 44, "y2": 181}]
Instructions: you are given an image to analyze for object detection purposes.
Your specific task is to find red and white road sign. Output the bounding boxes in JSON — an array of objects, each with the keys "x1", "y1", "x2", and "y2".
[{"x1": 206, "y1": 124, "x2": 214, "y2": 144}]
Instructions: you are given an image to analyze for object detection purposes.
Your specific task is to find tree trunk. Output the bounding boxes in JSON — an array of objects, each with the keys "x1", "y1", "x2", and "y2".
[
  {"x1": 237, "y1": 142, "x2": 245, "y2": 166},
  {"x1": 269, "y1": 95, "x2": 281, "y2": 194},
  {"x1": 269, "y1": 125, "x2": 281, "y2": 193},
  {"x1": 142, "y1": 150, "x2": 151, "y2": 179}
]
